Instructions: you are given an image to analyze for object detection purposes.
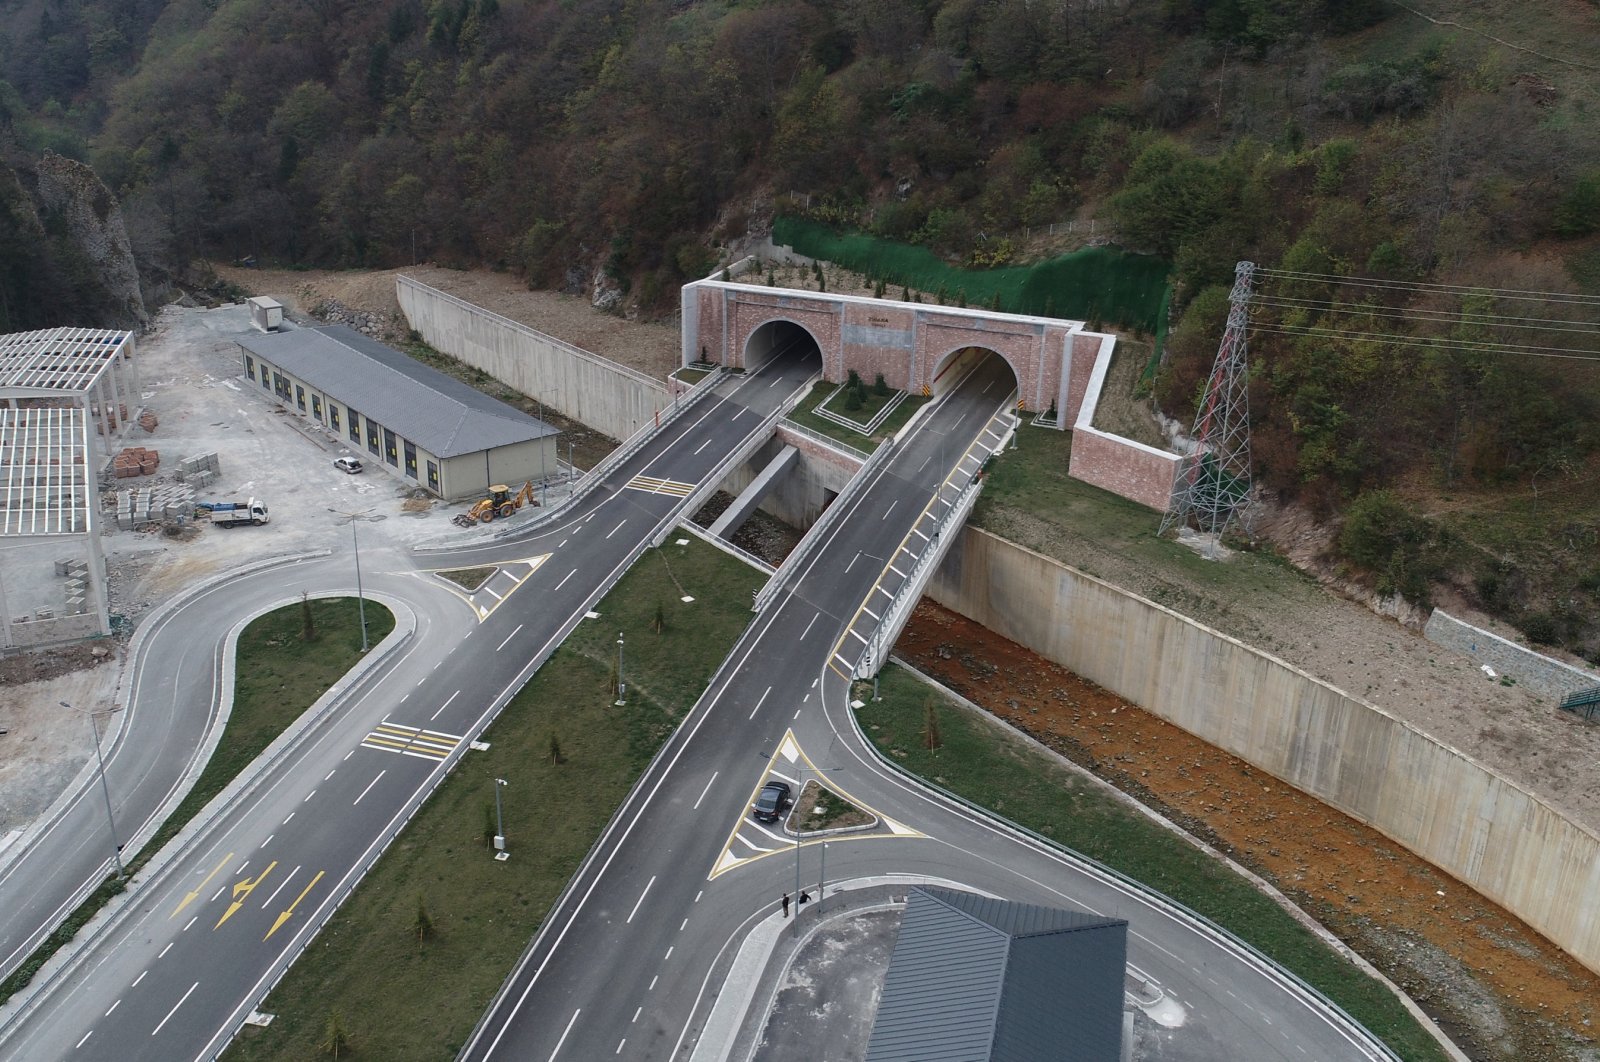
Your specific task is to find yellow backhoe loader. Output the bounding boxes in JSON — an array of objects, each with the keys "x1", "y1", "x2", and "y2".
[{"x1": 453, "y1": 481, "x2": 537, "y2": 527}]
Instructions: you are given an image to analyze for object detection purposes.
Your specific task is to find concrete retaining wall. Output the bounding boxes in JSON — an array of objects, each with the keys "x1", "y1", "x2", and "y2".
[
  {"x1": 1425, "y1": 609, "x2": 1600, "y2": 702},
  {"x1": 397, "y1": 276, "x2": 671, "y2": 443},
  {"x1": 926, "y1": 526, "x2": 1600, "y2": 976}
]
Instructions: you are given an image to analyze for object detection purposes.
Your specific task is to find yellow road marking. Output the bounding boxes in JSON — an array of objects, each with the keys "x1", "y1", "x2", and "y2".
[
  {"x1": 362, "y1": 735, "x2": 411, "y2": 749},
  {"x1": 171, "y1": 852, "x2": 233, "y2": 920},
  {"x1": 265, "y1": 870, "x2": 325, "y2": 941},
  {"x1": 215, "y1": 861, "x2": 278, "y2": 929}
]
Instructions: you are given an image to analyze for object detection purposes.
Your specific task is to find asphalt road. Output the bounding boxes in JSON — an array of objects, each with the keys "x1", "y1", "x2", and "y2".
[
  {"x1": 0, "y1": 345, "x2": 1400, "y2": 1062},
  {"x1": 459, "y1": 355, "x2": 1395, "y2": 1062},
  {"x1": 0, "y1": 347, "x2": 822, "y2": 1061}
]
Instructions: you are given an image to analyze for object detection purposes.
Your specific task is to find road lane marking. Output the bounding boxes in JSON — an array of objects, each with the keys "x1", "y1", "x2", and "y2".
[
  {"x1": 324, "y1": 769, "x2": 336, "y2": 781},
  {"x1": 105, "y1": 999, "x2": 120, "y2": 1016},
  {"x1": 343, "y1": 749, "x2": 354, "y2": 761},
  {"x1": 282, "y1": 812, "x2": 295, "y2": 825},
  {"x1": 665, "y1": 946, "x2": 673, "y2": 960},
  {"x1": 849, "y1": 629, "x2": 867, "y2": 644},
  {"x1": 748, "y1": 685, "x2": 772, "y2": 719},
  {"x1": 183, "y1": 916, "x2": 197, "y2": 932},
  {"x1": 800, "y1": 612, "x2": 819, "y2": 639},
  {"x1": 624, "y1": 475, "x2": 695, "y2": 498},
  {"x1": 353, "y1": 770, "x2": 387, "y2": 805},
  {"x1": 616, "y1": 1040, "x2": 626, "y2": 1055},
  {"x1": 912, "y1": 528, "x2": 928, "y2": 541},
  {"x1": 845, "y1": 552, "x2": 859, "y2": 574},
  {"x1": 880, "y1": 499, "x2": 898, "y2": 521},
  {"x1": 694, "y1": 438, "x2": 712, "y2": 454},
  {"x1": 555, "y1": 569, "x2": 576, "y2": 591},
  {"x1": 695, "y1": 891, "x2": 702, "y2": 902},
  {"x1": 862, "y1": 607, "x2": 879, "y2": 620},
  {"x1": 76, "y1": 1031, "x2": 92, "y2": 1049},
  {"x1": 606, "y1": 519, "x2": 627, "y2": 539},
  {"x1": 151, "y1": 981, "x2": 199, "y2": 1036},
  {"x1": 548, "y1": 1008, "x2": 581, "y2": 1061},
  {"x1": 262, "y1": 865, "x2": 301, "y2": 909},
  {"x1": 171, "y1": 852, "x2": 234, "y2": 920},
  {"x1": 265, "y1": 869, "x2": 326, "y2": 941},
  {"x1": 158, "y1": 943, "x2": 173, "y2": 958},
  {"x1": 680, "y1": 919, "x2": 688, "y2": 931},
  {"x1": 215, "y1": 861, "x2": 278, "y2": 929},
  {"x1": 497, "y1": 624, "x2": 523, "y2": 651},
  {"x1": 632, "y1": 1007, "x2": 641, "y2": 1023},
  {"x1": 303, "y1": 789, "x2": 316, "y2": 802},
  {"x1": 481, "y1": 586, "x2": 503, "y2": 601},
  {"x1": 431, "y1": 689, "x2": 461, "y2": 721},
  {"x1": 361, "y1": 722, "x2": 464, "y2": 761},
  {"x1": 210, "y1": 887, "x2": 225, "y2": 903},
  {"x1": 649, "y1": 976, "x2": 658, "y2": 991},
  {"x1": 693, "y1": 772, "x2": 718, "y2": 810},
  {"x1": 626, "y1": 876, "x2": 655, "y2": 924},
  {"x1": 133, "y1": 970, "x2": 147, "y2": 987},
  {"x1": 889, "y1": 564, "x2": 906, "y2": 578}
]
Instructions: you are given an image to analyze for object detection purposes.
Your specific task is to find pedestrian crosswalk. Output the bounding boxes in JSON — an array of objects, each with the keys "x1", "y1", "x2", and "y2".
[
  {"x1": 625, "y1": 474, "x2": 696, "y2": 498},
  {"x1": 360, "y1": 722, "x2": 463, "y2": 762}
]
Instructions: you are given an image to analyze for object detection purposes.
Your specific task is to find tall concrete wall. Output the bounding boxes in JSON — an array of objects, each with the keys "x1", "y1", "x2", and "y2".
[
  {"x1": 713, "y1": 425, "x2": 861, "y2": 530},
  {"x1": 926, "y1": 526, "x2": 1600, "y2": 977},
  {"x1": 398, "y1": 276, "x2": 670, "y2": 443},
  {"x1": 1425, "y1": 610, "x2": 1600, "y2": 702}
]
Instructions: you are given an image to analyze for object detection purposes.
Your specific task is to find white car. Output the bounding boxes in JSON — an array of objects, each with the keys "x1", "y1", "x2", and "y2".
[{"x1": 334, "y1": 456, "x2": 364, "y2": 474}]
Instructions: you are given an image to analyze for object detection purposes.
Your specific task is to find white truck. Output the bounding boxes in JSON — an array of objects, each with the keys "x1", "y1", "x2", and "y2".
[{"x1": 199, "y1": 498, "x2": 270, "y2": 527}]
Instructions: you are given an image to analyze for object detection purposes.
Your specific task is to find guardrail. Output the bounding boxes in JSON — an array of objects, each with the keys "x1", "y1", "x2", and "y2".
[
  {"x1": 754, "y1": 433, "x2": 896, "y2": 613},
  {"x1": 776, "y1": 419, "x2": 871, "y2": 464}
]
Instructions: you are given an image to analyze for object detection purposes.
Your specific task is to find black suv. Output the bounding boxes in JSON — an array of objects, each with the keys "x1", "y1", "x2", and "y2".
[{"x1": 752, "y1": 781, "x2": 792, "y2": 824}]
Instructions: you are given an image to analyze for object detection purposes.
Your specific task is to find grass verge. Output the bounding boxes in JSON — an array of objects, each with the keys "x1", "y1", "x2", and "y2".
[
  {"x1": 786, "y1": 381, "x2": 929, "y2": 449},
  {"x1": 0, "y1": 598, "x2": 392, "y2": 1007},
  {"x1": 434, "y1": 566, "x2": 495, "y2": 592},
  {"x1": 857, "y1": 665, "x2": 1450, "y2": 1062},
  {"x1": 223, "y1": 537, "x2": 763, "y2": 1060}
]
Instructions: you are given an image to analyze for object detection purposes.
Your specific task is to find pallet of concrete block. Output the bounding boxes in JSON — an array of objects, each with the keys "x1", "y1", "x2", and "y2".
[
  {"x1": 176, "y1": 452, "x2": 221, "y2": 482},
  {"x1": 54, "y1": 558, "x2": 89, "y2": 577}
]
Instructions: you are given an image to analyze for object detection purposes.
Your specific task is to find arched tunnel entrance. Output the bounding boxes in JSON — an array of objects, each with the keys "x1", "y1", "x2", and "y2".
[
  {"x1": 744, "y1": 319, "x2": 821, "y2": 375},
  {"x1": 929, "y1": 345, "x2": 1018, "y2": 401}
]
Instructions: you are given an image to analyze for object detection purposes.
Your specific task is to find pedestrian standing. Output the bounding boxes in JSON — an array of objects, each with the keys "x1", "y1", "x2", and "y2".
[{"x1": 782, "y1": 893, "x2": 790, "y2": 918}]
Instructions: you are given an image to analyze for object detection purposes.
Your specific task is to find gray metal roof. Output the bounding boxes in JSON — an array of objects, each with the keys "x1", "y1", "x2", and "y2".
[
  {"x1": 865, "y1": 887, "x2": 1128, "y2": 1062},
  {"x1": 236, "y1": 325, "x2": 556, "y2": 458}
]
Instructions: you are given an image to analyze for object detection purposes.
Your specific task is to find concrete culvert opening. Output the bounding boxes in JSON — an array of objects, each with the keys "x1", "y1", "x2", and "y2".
[
  {"x1": 929, "y1": 345, "x2": 1017, "y2": 399},
  {"x1": 744, "y1": 320, "x2": 820, "y2": 374}
]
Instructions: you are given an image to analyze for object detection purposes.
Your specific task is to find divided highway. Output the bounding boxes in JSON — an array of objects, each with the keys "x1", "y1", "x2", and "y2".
[
  {"x1": 0, "y1": 349, "x2": 821, "y2": 1061},
  {"x1": 0, "y1": 344, "x2": 1399, "y2": 1061}
]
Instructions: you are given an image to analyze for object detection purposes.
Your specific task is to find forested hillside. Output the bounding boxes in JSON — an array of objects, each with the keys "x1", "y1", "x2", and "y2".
[{"x1": 2, "y1": 0, "x2": 1598, "y2": 657}]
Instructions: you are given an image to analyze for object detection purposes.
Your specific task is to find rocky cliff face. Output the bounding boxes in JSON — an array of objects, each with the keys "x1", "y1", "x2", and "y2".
[{"x1": 29, "y1": 152, "x2": 148, "y2": 329}]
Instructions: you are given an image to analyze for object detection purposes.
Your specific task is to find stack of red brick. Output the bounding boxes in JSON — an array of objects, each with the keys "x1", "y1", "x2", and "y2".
[
  {"x1": 96, "y1": 403, "x2": 130, "y2": 434},
  {"x1": 138, "y1": 411, "x2": 158, "y2": 432},
  {"x1": 112, "y1": 446, "x2": 159, "y2": 478}
]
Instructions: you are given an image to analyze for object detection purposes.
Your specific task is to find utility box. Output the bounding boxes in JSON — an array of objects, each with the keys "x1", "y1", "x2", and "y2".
[{"x1": 247, "y1": 296, "x2": 284, "y2": 333}]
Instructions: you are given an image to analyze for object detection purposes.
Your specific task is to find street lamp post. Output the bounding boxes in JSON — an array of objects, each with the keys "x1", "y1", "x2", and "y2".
[
  {"x1": 61, "y1": 701, "x2": 125, "y2": 880},
  {"x1": 615, "y1": 632, "x2": 626, "y2": 706},
  {"x1": 493, "y1": 777, "x2": 508, "y2": 858},
  {"x1": 328, "y1": 507, "x2": 379, "y2": 652},
  {"x1": 793, "y1": 766, "x2": 836, "y2": 936}
]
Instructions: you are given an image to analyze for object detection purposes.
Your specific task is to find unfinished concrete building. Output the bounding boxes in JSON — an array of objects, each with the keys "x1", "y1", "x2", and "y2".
[{"x1": 0, "y1": 327, "x2": 139, "y2": 647}]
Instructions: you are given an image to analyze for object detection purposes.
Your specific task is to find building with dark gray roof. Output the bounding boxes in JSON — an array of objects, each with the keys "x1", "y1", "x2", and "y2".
[
  {"x1": 236, "y1": 325, "x2": 558, "y2": 500},
  {"x1": 865, "y1": 887, "x2": 1128, "y2": 1062}
]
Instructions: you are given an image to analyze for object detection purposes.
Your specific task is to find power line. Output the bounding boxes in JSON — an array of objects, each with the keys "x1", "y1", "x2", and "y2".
[
  {"x1": 1251, "y1": 322, "x2": 1600, "y2": 362},
  {"x1": 1251, "y1": 294, "x2": 1600, "y2": 336},
  {"x1": 1255, "y1": 268, "x2": 1600, "y2": 307}
]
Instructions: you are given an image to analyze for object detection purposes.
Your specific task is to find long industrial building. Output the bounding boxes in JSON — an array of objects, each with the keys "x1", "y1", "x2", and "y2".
[{"x1": 236, "y1": 325, "x2": 559, "y2": 501}]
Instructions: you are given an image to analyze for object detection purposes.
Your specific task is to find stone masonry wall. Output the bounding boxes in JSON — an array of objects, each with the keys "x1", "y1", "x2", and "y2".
[{"x1": 1425, "y1": 610, "x2": 1600, "y2": 702}]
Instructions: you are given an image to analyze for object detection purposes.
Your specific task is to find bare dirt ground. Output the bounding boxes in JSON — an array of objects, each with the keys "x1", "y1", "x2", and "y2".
[
  {"x1": 212, "y1": 264, "x2": 681, "y2": 381},
  {"x1": 899, "y1": 601, "x2": 1600, "y2": 1062}
]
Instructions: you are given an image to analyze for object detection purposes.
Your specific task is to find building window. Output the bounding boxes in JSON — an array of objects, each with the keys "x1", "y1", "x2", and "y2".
[
  {"x1": 273, "y1": 372, "x2": 291, "y2": 400},
  {"x1": 367, "y1": 420, "x2": 380, "y2": 456},
  {"x1": 348, "y1": 409, "x2": 362, "y2": 443},
  {"x1": 404, "y1": 441, "x2": 417, "y2": 478},
  {"x1": 426, "y1": 460, "x2": 440, "y2": 493},
  {"x1": 260, "y1": 365, "x2": 271, "y2": 390},
  {"x1": 311, "y1": 395, "x2": 322, "y2": 421},
  {"x1": 295, "y1": 385, "x2": 306, "y2": 412},
  {"x1": 383, "y1": 428, "x2": 398, "y2": 466},
  {"x1": 329, "y1": 405, "x2": 340, "y2": 433},
  {"x1": 245, "y1": 355, "x2": 255, "y2": 381}
]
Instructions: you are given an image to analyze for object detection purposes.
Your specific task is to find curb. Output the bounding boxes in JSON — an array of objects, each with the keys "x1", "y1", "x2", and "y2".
[
  {"x1": 888, "y1": 660, "x2": 1471, "y2": 1062},
  {"x1": 0, "y1": 593, "x2": 416, "y2": 1038}
]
